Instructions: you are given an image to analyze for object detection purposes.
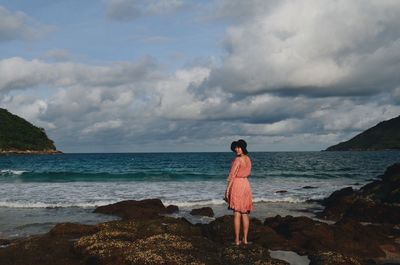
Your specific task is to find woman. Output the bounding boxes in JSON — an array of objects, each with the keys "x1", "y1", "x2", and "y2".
[{"x1": 224, "y1": 139, "x2": 253, "y2": 246}]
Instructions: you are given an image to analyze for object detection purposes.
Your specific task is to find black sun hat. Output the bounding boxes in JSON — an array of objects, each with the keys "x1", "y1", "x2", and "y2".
[{"x1": 230, "y1": 139, "x2": 248, "y2": 155}]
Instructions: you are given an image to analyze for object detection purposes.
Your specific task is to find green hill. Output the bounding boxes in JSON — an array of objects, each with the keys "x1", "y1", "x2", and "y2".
[
  {"x1": 0, "y1": 108, "x2": 60, "y2": 153},
  {"x1": 326, "y1": 115, "x2": 400, "y2": 151}
]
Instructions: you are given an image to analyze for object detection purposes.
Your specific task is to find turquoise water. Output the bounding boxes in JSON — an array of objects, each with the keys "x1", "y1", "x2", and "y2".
[
  {"x1": 0, "y1": 151, "x2": 397, "y2": 182},
  {"x1": 0, "y1": 151, "x2": 398, "y2": 207},
  {"x1": 0, "y1": 151, "x2": 398, "y2": 238}
]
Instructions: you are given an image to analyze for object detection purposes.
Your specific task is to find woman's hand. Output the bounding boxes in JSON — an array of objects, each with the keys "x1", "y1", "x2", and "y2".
[{"x1": 224, "y1": 190, "x2": 229, "y2": 202}]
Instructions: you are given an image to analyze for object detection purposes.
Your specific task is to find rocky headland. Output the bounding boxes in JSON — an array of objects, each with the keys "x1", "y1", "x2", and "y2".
[
  {"x1": 0, "y1": 108, "x2": 62, "y2": 155},
  {"x1": 1, "y1": 164, "x2": 400, "y2": 265},
  {"x1": 325, "y1": 115, "x2": 400, "y2": 151}
]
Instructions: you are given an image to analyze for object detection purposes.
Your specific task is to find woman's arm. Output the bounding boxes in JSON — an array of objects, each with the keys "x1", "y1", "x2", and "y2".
[{"x1": 225, "y1": 158, "x2": 240, "y2": 198}]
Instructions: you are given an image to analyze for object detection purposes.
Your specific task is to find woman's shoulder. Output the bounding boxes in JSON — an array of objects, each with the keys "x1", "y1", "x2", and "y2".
[{"x1": 234, "y1": 155, "x2": 250, "y2": 165}]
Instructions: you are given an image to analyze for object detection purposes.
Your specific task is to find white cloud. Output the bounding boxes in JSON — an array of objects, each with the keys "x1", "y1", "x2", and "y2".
[
  {"x1": 241, "y1": 119, "x2": 303, "y2": 136},
  {"x1": 0, "y1": 5, "x2": 53, "y2": 42},
  {"x1": 83, "y1": 120, "x2": 123, "y2": 134},
  {"x1": 203, "y1": 0, "x2": 400, "y2": 97}
]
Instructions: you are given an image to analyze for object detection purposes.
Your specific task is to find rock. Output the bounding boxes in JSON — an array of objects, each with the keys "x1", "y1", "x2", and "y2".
[
  {"x1": 321, "y1": 187, "x2": 355, "y2": 207},
  {"x1": 262, "y1": 215, "x2": 396, "y2": 260},
  {"x1": 309, "y1": 251, "x2": 363, "y2": 265},
  {"x1": 49, "y1": 222, "x2": 98, "y2": 237},
  {"x1": 74, "y1": 218, "x2": 209, "y2": 265},
  {"x1": 276, "y1": 190, "x2": 288, "y2": 193},
  {"x1": 342, "y1": 199, "x2": 400, "y2": 224},
  {"x1": 190, "y1": 207, "x2": 214, "y2": 217},
  {"x1": 220, "y1": 244, "x2": 289, "y2": 265},
  {"x1": 166, "y1": 204, "x2": 179, "y2": 214},
  {"x1": 0, "y1": 239, "x2": 11, "y2": 247},
  {"x1": 94, "y1": 199, "x2": 167, "y2": 220},
  {"x1": 361, "y1": 163, "x2": 400, "y2": 204},
  {"x1": 0, "y1": 228, "x2": 89, "y2": 265},
  {"x1": 319, "y1": 163, "x2": 400, "y2": 223},
  {"x1": 303, "y1": 186, "x2": 317, "y2": 189}
]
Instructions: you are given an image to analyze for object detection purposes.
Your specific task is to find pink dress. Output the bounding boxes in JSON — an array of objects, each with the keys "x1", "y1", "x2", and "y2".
[{"x1": 226, "y1": 156, "x2": 253, "y2": 213}]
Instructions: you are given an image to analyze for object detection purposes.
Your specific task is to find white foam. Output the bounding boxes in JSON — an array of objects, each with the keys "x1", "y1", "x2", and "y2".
[
  {"x1": 253, "y1": 197, "x2": 306, "y2": 203},
  {"x1": 0, "y1": 169, "x2": 27, "y2": 176},
  {"x1": 163, "y1": 199, "x2": 226, "y2": 207},
  {"x1": 0, "y1": 201, "x2": 117, "y2": 209}
]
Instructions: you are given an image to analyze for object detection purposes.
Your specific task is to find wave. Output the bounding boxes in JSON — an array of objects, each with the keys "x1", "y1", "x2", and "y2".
[
  {"x1": 0, "y1": 201, "x2": 118, "y2": 209},
  {"x1": 0, "y1": 169, "x2": 27, "y2": 176},
  {"x1": 0, "y1": 196, "x2": 317, "y2": 209},
  {"x1": 0, "y1": 170, "x2": 360, "y2": 183},
  {"x1": 0, "y1": 171, "x2": 225, "y2": 182}
]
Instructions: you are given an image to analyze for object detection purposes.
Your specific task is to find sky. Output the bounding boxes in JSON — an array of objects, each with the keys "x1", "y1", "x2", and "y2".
[{"x1": 1, "y1": 0, "x2": 400, "y2": 153}]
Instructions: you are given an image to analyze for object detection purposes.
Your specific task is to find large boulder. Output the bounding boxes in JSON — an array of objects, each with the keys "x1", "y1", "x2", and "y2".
[
  {"x1": 94, "y1": 199, "x2": 167, "y2": 220},
  {"x1": 190, "y1": 207, "x2": 214, "y2": 217},
  {"x1": 262, "y1": 215, "x2": 396, "y2": 261},
  {"x1": 361, "y1": 163, "x2": 400, "y2": 203},
  {"x1": 318, "y1": 163, "x2": 400, "y2": 224}
]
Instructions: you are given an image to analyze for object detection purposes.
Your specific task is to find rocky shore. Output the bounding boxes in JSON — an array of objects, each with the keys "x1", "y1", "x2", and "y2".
[
  {"x1": 0, "y1": 149, "x2": 63, "y2": 155},
  {"x1": 1, "y1": 164, "x2": 399, "y2": 265}
]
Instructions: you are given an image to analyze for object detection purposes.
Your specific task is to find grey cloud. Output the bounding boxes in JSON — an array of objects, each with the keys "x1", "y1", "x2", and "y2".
[
  {"x1": 200, "y1": 0, "x2": 400, "y2": 98},
  {"x1": 0, "y1": 5, "x2": 53, "y2": 42},
  {"x1": 0, "y1": 56, "x2": 160, "y2": 93}
]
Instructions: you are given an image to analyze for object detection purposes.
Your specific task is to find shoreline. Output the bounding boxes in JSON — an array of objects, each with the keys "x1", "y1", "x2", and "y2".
[
  {"x1": 0, "y1": 200, "x2": 323, "y2": 240},
  {"x1": 0, "y1": 150, "x2": 63, "y2": 155}
]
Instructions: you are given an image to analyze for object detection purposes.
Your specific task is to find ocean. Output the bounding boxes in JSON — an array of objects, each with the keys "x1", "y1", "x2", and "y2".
[{"x1": 0, "y1": 151, "x2": 399, "y2": 239}]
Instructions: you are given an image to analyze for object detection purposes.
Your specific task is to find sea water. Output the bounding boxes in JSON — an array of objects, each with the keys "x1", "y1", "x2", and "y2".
[{"x1": 0, "y1": 151, "x2": 399, "y2": 238}]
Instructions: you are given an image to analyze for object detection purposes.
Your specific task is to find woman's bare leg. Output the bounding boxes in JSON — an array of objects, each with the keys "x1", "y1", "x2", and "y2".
[
  {"x1": 242, "y1": 213, "x2": 249, "y2": 244},
  {"x1": 234, "y1": 211, "x2": 241, "y2": 245}
]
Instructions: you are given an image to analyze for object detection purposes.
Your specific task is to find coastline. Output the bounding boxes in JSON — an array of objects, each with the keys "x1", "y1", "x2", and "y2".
[
  {"x1": 0, "y1": 163, "x2": 399, "y2": 264},
  {"x1": 0, "y1": 150, "x2": 63, "y2": 155}
]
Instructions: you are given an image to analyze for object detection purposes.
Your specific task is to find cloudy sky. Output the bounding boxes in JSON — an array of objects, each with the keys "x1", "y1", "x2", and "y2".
[{"x1": 1, "y1": 0, "x2": 400, "y2": 152}]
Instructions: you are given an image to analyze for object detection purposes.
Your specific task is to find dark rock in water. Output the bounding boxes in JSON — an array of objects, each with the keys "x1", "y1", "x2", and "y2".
[
  {"x1": 190, "y1": 207, "x2": 214, "y2": 217},
  {"x1": 166, "y1": 204, "x2": 179, "y2": 214},
  {"x1": 318, "y1": 187, "x2": 356, "y2": 220},
  {"x1": 321, "y1": 187, "x2": 355, "y2": 207},
  {"x1": 361, "y1": 163, "x2": 400, "y2": 204},
  {"x1": 0, "y1": 239, "x2": 11, "y2": 247},
  {"x1": 319, "y1": 163, "x2": 400, "y2": 223},
  {"x1": 303, "y1": 186, "x2": 317, "y2": 189},
  {"x1": 276, "y1": 190, "x2": 288, "y2": 193},
  {"x1": 94, "y1": 199, "x2": 167, "y2": 220}
]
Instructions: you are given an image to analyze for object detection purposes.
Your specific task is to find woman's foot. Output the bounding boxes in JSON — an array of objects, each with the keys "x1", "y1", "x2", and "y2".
[{"x1": 234, "y1": 240, "x2": 241, "y2": 246}]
